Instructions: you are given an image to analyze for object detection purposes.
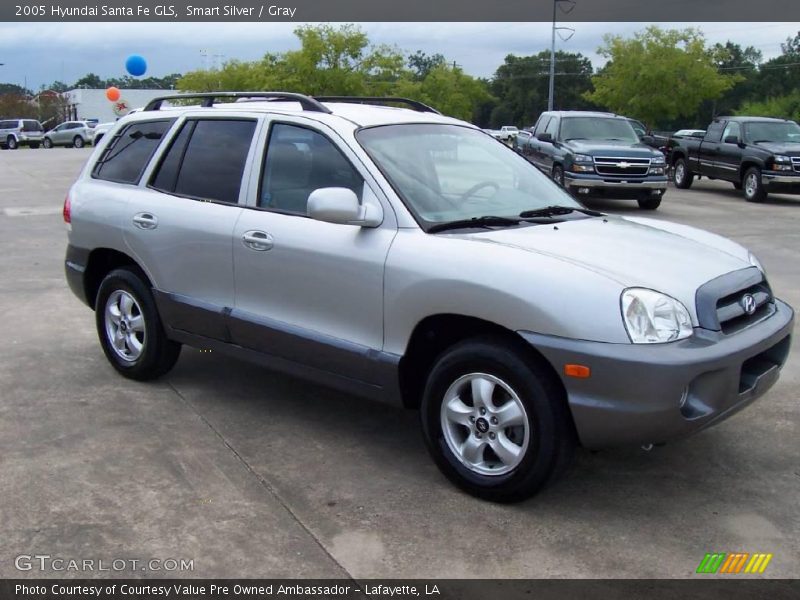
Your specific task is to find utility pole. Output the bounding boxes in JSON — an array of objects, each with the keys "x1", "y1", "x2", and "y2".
[{"x1": 548, "y1": 0, "x2": 576, "y2": 111}]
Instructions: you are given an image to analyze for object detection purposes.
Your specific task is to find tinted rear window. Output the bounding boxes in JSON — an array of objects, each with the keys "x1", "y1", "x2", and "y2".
[
  {"x1": 151, "y1": 119, "x2": 256, "y2": 204},
  {"x1": 92, "y1": 120, "x2": 174, "y2": 185},
  {"x1": 22, "y1": 121, "x2": 42, "y2": 132}
]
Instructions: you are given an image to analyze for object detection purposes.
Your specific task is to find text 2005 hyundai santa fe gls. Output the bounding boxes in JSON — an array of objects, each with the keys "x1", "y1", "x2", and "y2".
[{"x1": 63, "y1": 93, "x2": 794, "y2": 502}]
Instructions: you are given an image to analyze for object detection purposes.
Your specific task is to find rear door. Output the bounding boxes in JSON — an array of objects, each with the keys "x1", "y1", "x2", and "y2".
[
  {"x1": 115, "y1": 116, "x2": 261, "y2": 339},
  {"x1": 231, "y1": 118, "x2": 396, "y2": 384}
]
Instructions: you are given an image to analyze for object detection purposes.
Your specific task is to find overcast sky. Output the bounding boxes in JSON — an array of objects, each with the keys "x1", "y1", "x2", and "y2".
[{"x1": 0, "y1": 22, "x2": 797, "y2": 90}]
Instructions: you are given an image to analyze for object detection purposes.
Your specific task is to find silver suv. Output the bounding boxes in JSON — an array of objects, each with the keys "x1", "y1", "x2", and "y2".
[
  {"x1": 64, "y1": 92, "x2": 794, "y2": 502},
  {"x1": 43, "y1": 120, "x2": 95, "y2": 148},
  {"x1": 0, "y1": 118, "x2": 44, "y2": 149}
]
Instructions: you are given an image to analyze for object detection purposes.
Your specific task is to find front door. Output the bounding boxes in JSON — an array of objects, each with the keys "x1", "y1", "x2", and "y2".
[{"x1": 232, "y1": 120, "x2": 396, "y2": 385}]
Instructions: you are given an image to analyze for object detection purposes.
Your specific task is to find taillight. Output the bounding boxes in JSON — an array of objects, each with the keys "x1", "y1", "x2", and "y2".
[{"x1": 63, "y1": 194, "x2": 71, "y2": 224}]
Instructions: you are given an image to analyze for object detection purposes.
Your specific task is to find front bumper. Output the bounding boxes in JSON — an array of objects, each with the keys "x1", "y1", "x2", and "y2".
[
  {"x1": 763, "y1": 171, "x2": 800, "y2": 194},
  {"x1": 564, "y1": 174, "x2": 668, "y2": 198},
  {"x1": 519, "y1": 299, "x2": 794, "y2": 449}
]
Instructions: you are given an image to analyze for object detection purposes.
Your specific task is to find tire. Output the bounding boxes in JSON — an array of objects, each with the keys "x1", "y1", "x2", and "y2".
[
  {"x1": 673, "y1": 157, "x2": 693, "y2": 189},
  {"x1": 43, "y1": 137, "x2": 53, "y2": 149},
  {"x1": 552, "y1": 164, "x2": 565, "y2": 187},
  {"x1": 29, "y1": 142, "x2": 40, "y2": 149},
  {"x1": 73, "y1": 136, "x2": 85, "y2": 149},
  {"x1": 637, "y1": 196, "x2": 662, "y2": 210},
  {"x1": 421, "y1": 335, "x2": 575, "y2": 503},
  {"x1": 7, "y1": 136, "x2": 18, "y2": 150},
  {"x1": 95, "y1": 268, "x2": 181, "y2": 381},
  {"x1": 743, "y1": 167, "x2": 767, "y2": 203}
]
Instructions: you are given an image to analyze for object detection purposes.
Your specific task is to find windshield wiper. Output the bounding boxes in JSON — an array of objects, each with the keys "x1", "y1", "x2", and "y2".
[
  {"x1": 519, "y1": 205, "x2": 603, "y2": 219},
  {"x1": 428, "y1": 215, "x2": 521, "y2": 233}
]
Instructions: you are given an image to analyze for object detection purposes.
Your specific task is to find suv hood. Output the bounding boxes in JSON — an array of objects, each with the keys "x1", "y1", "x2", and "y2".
[
  {"x1": 751, "y1": 141, "x2": 800, "y2": 156},
  {"x1": 463, "y1": 216, "x2": 751, "y2": 319},
  {"x1": 565, "y1": 140, "x2": 660, "y2": 157}
]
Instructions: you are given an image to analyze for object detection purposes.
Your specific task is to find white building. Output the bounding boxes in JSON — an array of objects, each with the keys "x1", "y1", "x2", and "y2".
[{"x1": 63, "y1": 89, "x2": 172, "y2": 122}]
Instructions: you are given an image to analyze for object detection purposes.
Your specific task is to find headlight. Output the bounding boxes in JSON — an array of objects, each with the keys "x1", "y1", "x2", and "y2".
[
  {"x1": 621, "y1": 288, "x2": 693, "y2": 344},
  {"x1": 774, "y1": 155, "x2": 791, "y2": 163},
  {"x1": 651, "y1": 155, "x2": 666, "y2": 165},
  {"x1": 573, "y1": 154, "x2": 593, "y2": 163},
  {"x1": 748, "y1": 251, "x2": 765, "y2": 274},
  {"x1": 772, "y1": 155, "x2": 792, "y2": 171}
]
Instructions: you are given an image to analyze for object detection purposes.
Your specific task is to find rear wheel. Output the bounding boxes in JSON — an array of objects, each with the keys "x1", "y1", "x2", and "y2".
[
  {"x1": 743, "y1": 167, "x2": 767, "y2": 203},
  {"x1": 7, "y1": 136, "x2": 18, "y2": 150},
  {"x1": 95, "y1": 268, "x2": 181, "y2": 381},
  {"x1": 421, "y1": 336, "x2": 574, "y2": 502},
  {"x1": 73, "y1": 136, "x2": 85, "y2": 149},
  {"x1": 673, "y1": 158, "x2": 693, "y2": 189}
]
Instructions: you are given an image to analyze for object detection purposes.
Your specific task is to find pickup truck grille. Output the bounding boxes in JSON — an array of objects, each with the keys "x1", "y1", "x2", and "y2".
[
  {"x1": 792, "y1": 156, "x2": 800, "y2": 173},
  {"x1": 696, "y1": 269, "x2": 774, "y2": 335},
  {"x1": 593, "y1": 156, "x2": 651, "y2": 177}
]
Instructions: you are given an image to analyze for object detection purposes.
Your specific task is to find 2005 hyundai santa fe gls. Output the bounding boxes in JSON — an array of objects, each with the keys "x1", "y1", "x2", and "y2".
[{"x1": 64, "y1": 92, "x2": 794, "y2": 502}]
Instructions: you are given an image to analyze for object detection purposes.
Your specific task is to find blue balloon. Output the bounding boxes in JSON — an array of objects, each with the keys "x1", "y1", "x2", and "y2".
[{"x1": 125, "y1": 55, "x2": 147, "y2": 77}]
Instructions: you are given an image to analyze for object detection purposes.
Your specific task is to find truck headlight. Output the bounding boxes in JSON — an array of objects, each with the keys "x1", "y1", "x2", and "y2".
[
  {"x1": 574, "y1": 154, "x2": 593, "y2": 163},
  {"x1": 651, "y1": 155, "x2": 666, "y2": 166},
  {"x1": 621, "y1": 288, "x2": 693, "y2": 344},
  {"x1": 773, "y1": 155, "x2": 792, "y2": 171}
]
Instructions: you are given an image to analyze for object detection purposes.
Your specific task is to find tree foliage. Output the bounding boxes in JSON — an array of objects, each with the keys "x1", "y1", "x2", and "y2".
[{"x1": 586, "y1": 27, "x2": 741, "y2": 128}]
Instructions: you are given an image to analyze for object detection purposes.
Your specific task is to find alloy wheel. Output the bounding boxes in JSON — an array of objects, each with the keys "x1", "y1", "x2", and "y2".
[{"x1": 104, "y1": 290, "x2": 146, "y2": 362}]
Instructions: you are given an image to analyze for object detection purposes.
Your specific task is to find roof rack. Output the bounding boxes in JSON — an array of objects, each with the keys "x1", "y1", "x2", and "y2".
[
  {"x1": 314, "y1": 96, "x2": 441, "y2": 114},
  {"x1": 143, "y1": 92, "x2": 332, "y2": 113}
]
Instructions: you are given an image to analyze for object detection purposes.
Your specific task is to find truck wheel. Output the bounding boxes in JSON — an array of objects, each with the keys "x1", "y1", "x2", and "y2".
[
  {"x1": 7, "y1": 136, "x2": 18, "y2": 150},
  {"x1": 743, "y1": 167, "x2": 767, "y2": 203},
  {"x1": 95, "y1": 268, "x2": 181, "y2": 381},
  {"x1": 637, "y1": 196, "x2": 662, "y2": 210},
  {"x1": 421, "y1": 336, "x2": 575, "y2": 503},
  {"x1": 552, "y1": 165, "x2": 565, "y2": 187},
  {"x1": 673, "y1": 158, "x2": 694, "y2": 188}
]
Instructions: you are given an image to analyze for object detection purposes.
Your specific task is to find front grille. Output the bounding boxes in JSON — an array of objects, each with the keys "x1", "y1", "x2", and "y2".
[
  {"x1": 792, "y1": 156, "x2": 800, "y2": 173},
  {"x1": 695, "y1": 268, "x2": 774, "y2": 334},
  {"x1": 593, "y1": 156, "x2": 651, "y2": 177}
]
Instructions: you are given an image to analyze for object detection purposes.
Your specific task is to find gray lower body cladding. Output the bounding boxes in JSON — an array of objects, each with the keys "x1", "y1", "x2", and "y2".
[{"x1": 520, "y1": 299, "x2": 794, "y2": 449}]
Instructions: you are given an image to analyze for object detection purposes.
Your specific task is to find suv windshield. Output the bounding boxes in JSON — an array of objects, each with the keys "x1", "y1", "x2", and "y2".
[
  {"x1": 357, "y1": 124, "x2": 580, "y2": 227},
  {"x1": 561, "y1": 117, "x2": 639, "y2": 143},
  {"x1": 744, "y1": 121, "x2": 800, "y2": 143}
]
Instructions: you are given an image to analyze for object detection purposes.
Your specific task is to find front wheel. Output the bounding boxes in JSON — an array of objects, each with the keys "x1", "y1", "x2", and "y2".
[
  {"x1": 743, "y1": 167, "x2": 767, "y2": 203},
  {"x1": 637, "y1": 196, "x2": 662, "y2": 210},
  {"x1": 421, "y1": 336, "x2": 574, "y2": 502},
  {"x1": 673, "y1": 158, "x2": 693, "y2": 189},
  {"x1": 43, "y1": 137, "x2": 53, "y2": 148},
  {"x1": 73, "y1": 136, "x2": 85, "y2": 149},
  {"x1": 95, "y1": 268, "x2": 181, "y2": 381},
  {"x1": 552, "y1": 164, "x2": 565, "y2": 187}
]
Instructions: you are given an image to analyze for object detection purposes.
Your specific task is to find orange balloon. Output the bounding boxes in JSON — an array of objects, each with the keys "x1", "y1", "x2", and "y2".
[{"x1": 106, "y1": 87, "x2": 121, "y2": 102}]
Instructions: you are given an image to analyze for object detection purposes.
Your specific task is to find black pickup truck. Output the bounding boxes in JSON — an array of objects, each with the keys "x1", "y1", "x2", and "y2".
[
  {"x1": 525, "y1": 111, "x2": 668, "y2": 209},
  {"x1": 670, "y1": 116, "x2": 800, "y2": 202}
]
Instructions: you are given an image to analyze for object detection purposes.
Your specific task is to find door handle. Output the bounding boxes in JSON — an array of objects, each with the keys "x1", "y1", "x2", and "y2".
[
  {"x1": 242, "y1": 230, "x2": 273, "y2": 251},
  {"x1": 132, "y1": 212, "x2": 158, "y2": 230}
]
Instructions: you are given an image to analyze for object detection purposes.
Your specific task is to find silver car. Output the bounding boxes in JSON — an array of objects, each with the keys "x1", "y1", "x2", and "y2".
[
  {"x1": 63, "y1": 92, "x2": 794, "y2": 502},
  {"x1": 43, "y1": 120, "x2": 95, "y2": 148},
  {"x1": 0, "y1": 118, "x2": 45, "y2": 149}
]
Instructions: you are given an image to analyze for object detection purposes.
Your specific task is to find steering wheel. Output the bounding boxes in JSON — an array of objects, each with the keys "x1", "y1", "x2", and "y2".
[{"x1": 460, "y1": 181, "x2": 500, "y2": 203}]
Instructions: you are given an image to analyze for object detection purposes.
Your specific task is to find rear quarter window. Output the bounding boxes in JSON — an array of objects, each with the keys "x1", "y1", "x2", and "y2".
[{"x1": 92, "y1": 120, "x2": 175, "y2": 185}]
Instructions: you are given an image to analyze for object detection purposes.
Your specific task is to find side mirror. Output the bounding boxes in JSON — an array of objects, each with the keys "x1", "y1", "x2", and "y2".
[
  {"x1": 307, "y1": 187, "x2": 383, "y2": 228},
  {"x1": 536, "y1": 132, "x2": 553, "y2": 143},
  {"x1": 724, "y1": 135, "x2": 740, "y2": 144}
]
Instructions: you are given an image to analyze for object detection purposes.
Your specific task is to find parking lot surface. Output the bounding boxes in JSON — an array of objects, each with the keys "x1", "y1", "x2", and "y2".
[{"x1": 1, "y1": 148, "x2": 798, "y2": 578}]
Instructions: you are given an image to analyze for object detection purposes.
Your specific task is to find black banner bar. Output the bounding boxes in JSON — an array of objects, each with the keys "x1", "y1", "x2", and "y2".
[
  {"x1": 5, "y1": 0, "x2": 800, "y2": 22},
  {"x1": 1, "y1": 580, "x2": 799, "y2": 600}
]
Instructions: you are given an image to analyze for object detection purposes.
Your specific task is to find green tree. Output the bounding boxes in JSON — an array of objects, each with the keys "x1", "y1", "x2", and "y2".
[
  {"x1": 489, "y1": 51, "x2": 595, "y2": 128},
  {"x1": 395, "y1": 65, "x2": 492, "y2": 121},
  {"x1": 586, "y1": 27, "x2": 740, "y2": 128},
  {"x1": 408, "y1": 51, "x2": 447, "y2": 81},
  {"x1": 738, "y1": 91, "x2": 800, "y2": 121}
]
